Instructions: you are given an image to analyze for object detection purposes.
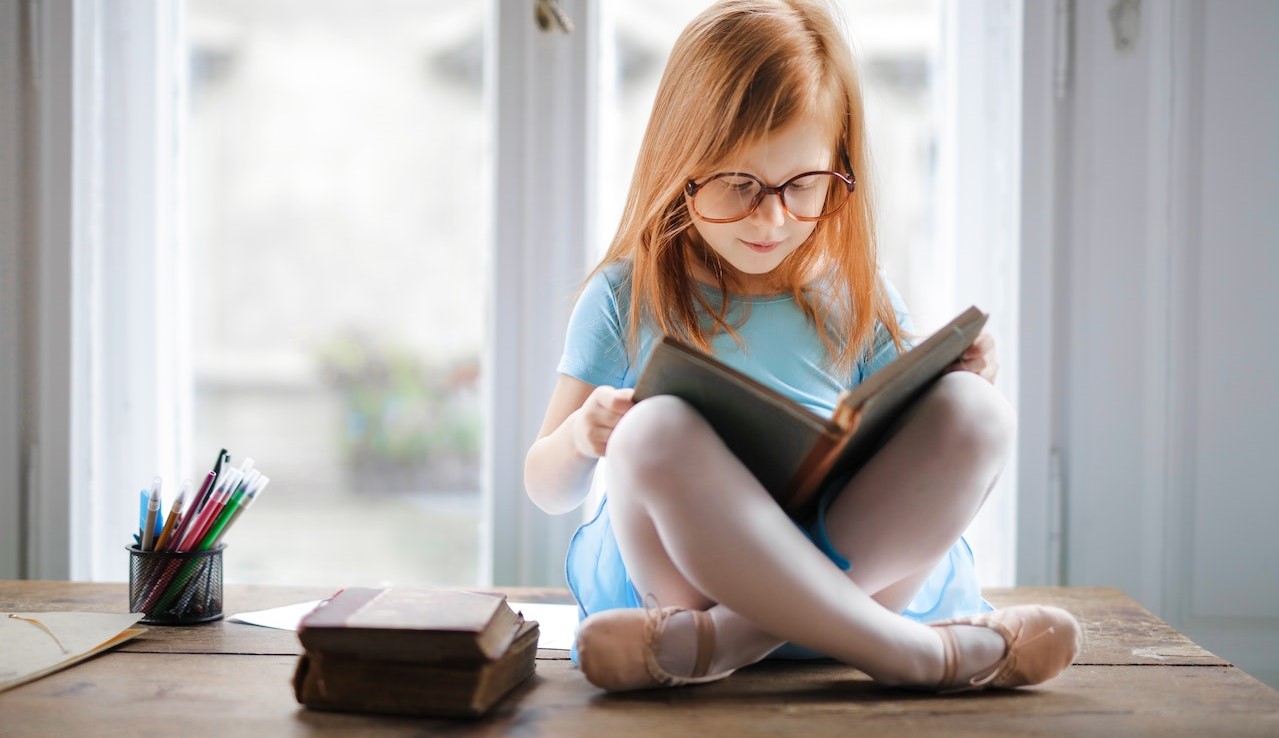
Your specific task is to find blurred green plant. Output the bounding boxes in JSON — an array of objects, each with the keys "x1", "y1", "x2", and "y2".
[{"x1": 316, "y1": 332, "x2": 480, "y2": 490}]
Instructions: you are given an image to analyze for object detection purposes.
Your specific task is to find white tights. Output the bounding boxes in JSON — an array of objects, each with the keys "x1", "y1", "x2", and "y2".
[{"x1": 604, "y1": 371, "x2": 1014, "y2": 687}]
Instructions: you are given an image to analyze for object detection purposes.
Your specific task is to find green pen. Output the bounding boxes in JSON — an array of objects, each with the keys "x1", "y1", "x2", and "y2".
[
  {"x1": 197, "y1": 473, "x2": 255, "y2": 550},
  {"x1": 208, "y1": 475, "x2": 267, "y2": 549}
]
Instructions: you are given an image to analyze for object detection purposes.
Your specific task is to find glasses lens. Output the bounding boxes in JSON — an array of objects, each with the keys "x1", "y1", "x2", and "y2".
[
  {"x1": 694, "y1": 174, "x2": 761, "y2": 221},
  {"x1": 783, "y1": 173, "x2": 844, "y2": 220}
]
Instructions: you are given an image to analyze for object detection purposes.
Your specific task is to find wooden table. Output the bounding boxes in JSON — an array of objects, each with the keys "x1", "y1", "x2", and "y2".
[{"x1": 3, "y1": 581, "x2": 1278, "y2": 737}]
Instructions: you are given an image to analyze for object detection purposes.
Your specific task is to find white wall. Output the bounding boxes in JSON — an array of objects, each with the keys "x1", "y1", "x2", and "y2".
[{"x1": 1041, "y1": 0, "x2": 1279, "y2": 687}]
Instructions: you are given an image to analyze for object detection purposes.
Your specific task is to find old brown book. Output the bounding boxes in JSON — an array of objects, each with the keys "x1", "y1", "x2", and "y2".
[
  {"x1": 293, "y1": 620, "x2": 539, "y2": 718},
  {"x1": 297, "y1": 587, "x2": 525, "y2": 664},
  {"x1": 633, "y1": 306, "x2": 988, "y2": 520}
]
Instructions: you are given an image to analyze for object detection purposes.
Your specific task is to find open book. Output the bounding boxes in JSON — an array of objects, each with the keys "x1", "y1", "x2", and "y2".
[
  {"x1": 1, "y1": 612, "x2": 146, "y2": 693},
  {"x1": 633, "y1": 306, "x2": 988, "y2": 519}
]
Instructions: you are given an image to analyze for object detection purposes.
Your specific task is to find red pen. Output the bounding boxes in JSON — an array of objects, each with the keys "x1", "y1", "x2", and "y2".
[
  {"x1": 169, "y1": 471, "x2": 216, "y2": 548},
  {"x1": 176, "y1": 469, "x2": 240, "y2": 552}
]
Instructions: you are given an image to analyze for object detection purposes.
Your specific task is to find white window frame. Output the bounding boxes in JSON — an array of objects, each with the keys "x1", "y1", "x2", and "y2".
[
  {"x1": 485, "y1": 0, "x2": 602, "y2": 585},
  {"x1": 13, "y1": 0, "x2": 1044, "y2": 588},
  {"x1": 1015, "y1": 0, "x2": 1068, "y2": 586},
  {"x1": 21, "y1": 0, "x2": 186, "y2": 581},
  {"x1": 937, "y1": 0, "x2": 1024, "y2": 588}
]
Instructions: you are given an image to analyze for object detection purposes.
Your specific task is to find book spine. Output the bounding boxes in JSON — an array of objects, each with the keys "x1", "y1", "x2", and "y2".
[{"x1": 781, "y1": 432, "x2": 845, "y2": 520}]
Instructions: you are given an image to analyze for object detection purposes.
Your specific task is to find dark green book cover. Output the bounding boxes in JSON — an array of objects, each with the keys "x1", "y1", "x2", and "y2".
[{"x1": 633, "y1": 306, "x2": 988, "y2": 519}]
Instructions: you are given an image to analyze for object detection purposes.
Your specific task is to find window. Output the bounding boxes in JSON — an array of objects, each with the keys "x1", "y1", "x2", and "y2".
[
  {"x1": 184, "y1": 1, "x2": 489, "y2": 586},
  {"x1": 33, "y1": 0, "x2": 1017, "y2": 588}
]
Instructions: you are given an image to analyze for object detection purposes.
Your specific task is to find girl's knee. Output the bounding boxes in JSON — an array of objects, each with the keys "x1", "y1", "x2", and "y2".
[
  {"x1": 608, "y1": 395, "x2": 709, "y2": 478},
  {"x1": 922, "y1": 372, "x2": 1015, "y2": 459}
]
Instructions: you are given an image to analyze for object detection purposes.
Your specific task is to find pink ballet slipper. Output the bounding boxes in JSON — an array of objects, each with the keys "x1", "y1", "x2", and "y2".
[
  {"x1": 932, "y1": 604, "x2": 1082, "y2": 692},
  {"x1": 576, "y1": 597, "x2": 735, "y2": 692}
]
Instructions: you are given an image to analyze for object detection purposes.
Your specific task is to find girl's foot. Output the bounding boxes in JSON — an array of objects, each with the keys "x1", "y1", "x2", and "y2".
[
  {"x1": 576, "y1": 602, "x2": 735, "y2": 692},
  {"x1": 932, "y1": 604, "x2": 1082, "y2": 692}
]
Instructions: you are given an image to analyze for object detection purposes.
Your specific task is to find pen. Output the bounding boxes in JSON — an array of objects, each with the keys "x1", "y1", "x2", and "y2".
[
  {"x1": 194, "y1": 450, "x2": 227, "y2": 515},
  {"x1": 170, "y1": 470, "x2": 216, "y2": 546},
  {"x1": 141, "y1": 478, "x2": 162, "y2": 551},
  {"x1": 189, "y1": 458, "x2": 254, "y2": 549},
  {"x1": 154, "y1": 480, "x2": 189, "y2": 552},
  {"x1": 209, "y1": 475, "x2": 268, "y2": 548},
  {"x1": 200, "y1": 471, "x2": 263, "y2": 549},
  {"x1": 176, "y1": 468, "x2": 241, "y2": 552},
  {"x1": 136, "y1": 489, "x2": 147, "y2": 544},
  {"x1": 202, "y1": 450, "x2": 230, "y2": 506}
]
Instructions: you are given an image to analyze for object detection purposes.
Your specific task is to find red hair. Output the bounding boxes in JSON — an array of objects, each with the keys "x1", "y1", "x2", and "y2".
[{"x1": 590, "y1": 0, "x2": 904, "y2": 372}]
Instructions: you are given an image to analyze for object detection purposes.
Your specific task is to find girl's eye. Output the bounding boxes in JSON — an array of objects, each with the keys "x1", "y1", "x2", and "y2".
[{"x1": 721, "y1": 176, "x2": 756, "y2": 192}]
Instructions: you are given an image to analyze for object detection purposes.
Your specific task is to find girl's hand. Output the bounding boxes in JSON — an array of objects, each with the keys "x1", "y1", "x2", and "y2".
[
  {"x1": 572, "y1": 386, "x2": 636, "y2": 458},
  {"x1": 949, "y1": 329, "x2": 999, "y2": 384}
]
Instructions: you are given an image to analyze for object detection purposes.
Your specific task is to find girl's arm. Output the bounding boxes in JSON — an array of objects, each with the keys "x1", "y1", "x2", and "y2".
[{"x1": 524, "y1": 374, "x2": 635, "y2": 514}]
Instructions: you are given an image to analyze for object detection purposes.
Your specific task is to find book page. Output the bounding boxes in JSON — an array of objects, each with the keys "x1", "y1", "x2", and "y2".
[{"x1": 0, "y1": 611, "x2": 146, "y2": 693}]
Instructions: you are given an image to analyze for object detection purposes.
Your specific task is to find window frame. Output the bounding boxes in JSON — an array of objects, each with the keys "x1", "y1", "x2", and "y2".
[
  {"x1": 21, "y1": 0, "x2": 188, "y2": 581},
  {"x1": 18, "y1": 0, "x2": 601, "y2": 585},
  {"x1": 485, "y1": 0, "x2": 602, "y2": 585}
]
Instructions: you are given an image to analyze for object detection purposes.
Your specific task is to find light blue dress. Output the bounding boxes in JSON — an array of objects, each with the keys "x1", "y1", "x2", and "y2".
[{"x1": 559, "y1": 263, "x2": 991, "y2": 660}]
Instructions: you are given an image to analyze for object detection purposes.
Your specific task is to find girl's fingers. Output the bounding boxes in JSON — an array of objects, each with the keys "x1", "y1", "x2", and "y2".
[
  {"x1": 576, "y1": 385, "x2": 636, "y2": 458},
  {"x1": 595, "y1": 387, "x2": 635, "y2": 419}
]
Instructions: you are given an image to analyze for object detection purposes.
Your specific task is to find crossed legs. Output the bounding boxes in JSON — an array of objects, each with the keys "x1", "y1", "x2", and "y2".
[{"x1": 599, "y1": 371, "x2": 1015, "y2": 687}]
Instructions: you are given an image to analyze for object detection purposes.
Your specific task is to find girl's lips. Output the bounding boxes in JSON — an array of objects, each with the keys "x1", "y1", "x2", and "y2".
[{"x1": 742, "y1": 239, "x2": 781, "y2": 253}]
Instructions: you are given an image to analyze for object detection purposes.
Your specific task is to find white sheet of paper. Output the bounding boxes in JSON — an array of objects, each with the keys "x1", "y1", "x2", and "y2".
[
  {"x1": 226, "y1": 600, "x2": 322, "y2": 630},
  {"x1": 508, "y1": 601, "x2": 578, "y2": 651},
  {"x1": 228, "y1": 599, "x2": 579, "y2": 651}
]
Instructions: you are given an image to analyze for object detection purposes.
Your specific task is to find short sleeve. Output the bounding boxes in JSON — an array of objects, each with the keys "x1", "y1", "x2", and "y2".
[{"x1": 557, "y1": 268, "x2": 633, "y2": 387}]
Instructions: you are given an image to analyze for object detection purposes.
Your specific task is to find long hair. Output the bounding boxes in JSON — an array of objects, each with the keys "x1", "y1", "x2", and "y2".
[{"x1": 591, "y1": 0, "x2": 904, "y2": 372}]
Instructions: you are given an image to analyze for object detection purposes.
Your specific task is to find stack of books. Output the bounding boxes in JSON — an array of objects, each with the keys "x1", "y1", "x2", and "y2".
[{"x1": 293, "y1": 587, "x2": 538, "y2": 718}]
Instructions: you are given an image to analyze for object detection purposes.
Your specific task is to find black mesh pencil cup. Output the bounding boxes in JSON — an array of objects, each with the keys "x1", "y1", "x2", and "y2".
[{"x1": 127, "y1": 544, "x2": 225, "y2": 625}]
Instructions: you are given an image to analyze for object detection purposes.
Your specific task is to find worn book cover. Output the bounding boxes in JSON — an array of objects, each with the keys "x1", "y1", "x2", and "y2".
[
  {"x1": 293, "y1": 620, "x2": 539, "y2": 718},
  {"x1": 298, "y1": 587, "x2": 525, "y2": 664},
  {"x1": 633, "y1": 306, "x2": 988, "y2": 520}
]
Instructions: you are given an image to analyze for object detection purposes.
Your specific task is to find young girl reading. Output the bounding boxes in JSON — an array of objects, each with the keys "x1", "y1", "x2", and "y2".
[{"x1": 525, "y1": 0, "x2": 1081, "y2": 693}]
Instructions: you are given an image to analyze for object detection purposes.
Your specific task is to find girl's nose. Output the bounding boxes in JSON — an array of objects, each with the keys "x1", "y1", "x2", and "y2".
[{"x1": 749, "y1": 192, "x2": 787, "y2": 228}]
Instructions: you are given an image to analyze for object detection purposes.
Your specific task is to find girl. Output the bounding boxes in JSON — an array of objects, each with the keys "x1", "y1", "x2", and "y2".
[{"x1": 525, "y1": 0, "x2": 1080, "y2": 693}]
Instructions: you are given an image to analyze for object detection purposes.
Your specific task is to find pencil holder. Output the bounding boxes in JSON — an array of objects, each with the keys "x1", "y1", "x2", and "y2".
[{"x1": 127, "y1": 545, "x2": 225, "y2": 625}]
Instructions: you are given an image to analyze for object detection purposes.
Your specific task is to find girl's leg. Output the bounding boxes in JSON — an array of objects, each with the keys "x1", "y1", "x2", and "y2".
[
  {"x1": 603, "y1": 372, "x2": 1013, "y2": 686},
  {"x1": 821, "y1": 371, "x2": 1013, "y2": 599}
]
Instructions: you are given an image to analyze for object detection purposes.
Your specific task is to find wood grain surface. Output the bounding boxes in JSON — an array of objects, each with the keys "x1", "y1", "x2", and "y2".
[{"x1": 2, "y1": 582, "x2": 1275, "y2": 737}]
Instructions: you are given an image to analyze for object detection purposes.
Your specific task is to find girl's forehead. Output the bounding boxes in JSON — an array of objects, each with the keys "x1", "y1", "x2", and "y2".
[{"x1": 711, "y1": 117, "x2": 838, "y2": 176}]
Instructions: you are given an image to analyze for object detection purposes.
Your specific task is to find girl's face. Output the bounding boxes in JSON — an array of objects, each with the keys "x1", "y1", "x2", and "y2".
[{"x1": 686, "y1": 116, "x2": 834, "y2": 294}]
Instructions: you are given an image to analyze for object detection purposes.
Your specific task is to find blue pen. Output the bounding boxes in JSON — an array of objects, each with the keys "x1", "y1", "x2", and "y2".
[
  {"x1": 136, "y1": 486, "x2": 163, "y2": 547},
  {"x1": 137, "y1": 489, "x2": 148, "y2": 542}
]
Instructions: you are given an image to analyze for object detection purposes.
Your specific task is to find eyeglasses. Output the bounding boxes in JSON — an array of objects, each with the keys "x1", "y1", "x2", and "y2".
[{"x1": 684, "y1": 170, "x2": 856, "y2": 224}]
